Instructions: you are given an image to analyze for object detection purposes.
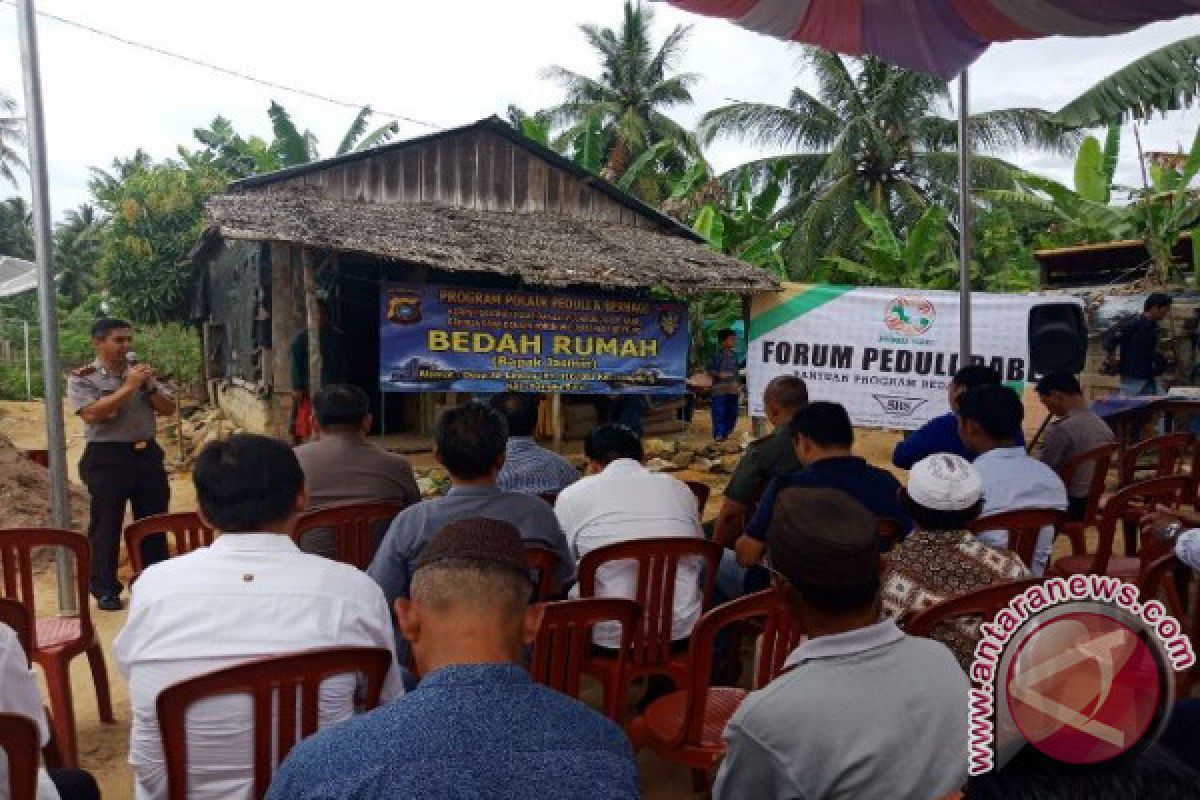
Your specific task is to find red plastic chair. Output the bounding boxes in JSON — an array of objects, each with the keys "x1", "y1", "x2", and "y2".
[
  {"x1": 968, "y1": 509, "x2": 1066, "y2": 571},
  {"x1": 529, "y1": 597, "x2": 641, "y2": 720},
  {"x1": 627, "y1": 589, "x2": 801, "y2": 789},
  {"x1": 0, "y1": 596, "x2": 32, "y2": 662},
  {"x1": 522, "y1": 546, "x2": 563, "y2": 602},
  {"x1": 0, "y1": 712, "x2": 40, "y2": 800},
  {"x1": 578, "y1": 537, "x2": 723, "y2": 707},
  {"x1": 1052, "y1": 476, "x2": 1191, "y2": 580},
  {"x1": 684, "y1": 481, "x2": 712, "y2": 515},
  {"x1": 1112, "y1": 433, "x2": 1192, "y2": 555},
  {"x1": 291, "y1": 500, "x2": 405, "y2": 570},
  {"x1": 906, "y1": 578, "x2": 1044, "y2": 639},
  {"x1": 1137, "y1": 552, "x2": 1198, "y2": 696},
  {"x1": 1056, "y1": 443, "x2": 1116, "y2": 556},
  {"x1": 124, "y1": 512, "x2": 217, "y2": 581},
  {"x1": 157, "y1": 646, "x2": 393, "y2": 800},
  {"x1": 0, "y1": 528, "x2": 114, "y2": 767}
]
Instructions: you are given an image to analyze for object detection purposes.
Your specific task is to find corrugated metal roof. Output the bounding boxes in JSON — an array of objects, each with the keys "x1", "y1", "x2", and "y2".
[{"x1": 0, "y1": 256, "x2": 38, "y2": 298}]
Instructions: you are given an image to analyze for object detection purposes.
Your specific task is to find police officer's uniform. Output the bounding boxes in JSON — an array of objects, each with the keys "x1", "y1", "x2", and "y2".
[{"x1": 67, "y1": 360, "x2": 171, "y2": 600}]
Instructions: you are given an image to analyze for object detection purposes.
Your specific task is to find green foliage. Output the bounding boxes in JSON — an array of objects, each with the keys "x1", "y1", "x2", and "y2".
[
  {"x1": 89, "y1": 156, "x2": 225, "y2": 323},
  {"x1": 688, "y1": 165, "x2": 793, "y2": 278},
  {"x1": 53, "y1": 204, "x2": 103, "y2": 308},
  {"x1": 1130, "y1": 126, "x2": 1200, "y2": 285},
  {"x1": 1054, "y1": 36, "x2": 1200, "y2": 127},
  {"x1": 0, "y1": 196, "x2": 34, "y2": 260},
  {"x1": 816, "y1": 202, "x2": 959, "y2": 288},
  {"x1": 542, "y1": 0, "x2": 703, "y2": 202},
  {"x1": 701, "y1": 49, "x2": 1077, "y2": 271},
  {"x1": 974, "y1": 208, "x2": 1039, "y2": 292},
  {"x1": 0, "y1": 89, "x2": 24, "y2": 188}
]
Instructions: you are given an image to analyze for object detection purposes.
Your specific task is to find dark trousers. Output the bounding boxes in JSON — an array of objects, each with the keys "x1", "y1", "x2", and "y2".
[
  {"x1": 78, "y1": 441, "x2": 170, "y2": 597},
  {"x1": 48, "y1": 767, "x2": 101, "y2": 800},
  {"x1": 1067, "y1": 495, "x2": 1089, "y2": 522},
  {"x1": 712, "y1": 394, "x2": 739, "y2": 440}
]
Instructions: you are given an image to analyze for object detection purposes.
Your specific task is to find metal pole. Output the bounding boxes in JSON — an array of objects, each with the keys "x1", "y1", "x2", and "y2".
[
  {"x1": 17, "y1": 0, "x2": 77, "y2": 615},
  {"x1": 957, "y1": 69, "x2": 972, "y2": 367},
  {"x1": 22, "y1": 320, "x2": 30, "y2": 399}
]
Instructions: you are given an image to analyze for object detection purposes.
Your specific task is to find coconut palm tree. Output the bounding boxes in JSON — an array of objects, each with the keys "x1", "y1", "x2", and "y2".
[
  {"x1": 54, "y1": 204, "x2": 103, "y2": 308},
  {"x1": 0, "y1": 89, "x2": 26, "y2": 188},
  {"x1": 542, "y1": 0, "x2": 702, "y2": 202},
  {"x1": 0, "y1": 196, "x2": 33, "y2": 260},
  {"x1": 701, "y1": 49, "x2": 1079, "y2": 274}
]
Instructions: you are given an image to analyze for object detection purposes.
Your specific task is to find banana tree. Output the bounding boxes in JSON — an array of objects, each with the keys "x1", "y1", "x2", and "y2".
[
  {"x1": 817, "y1": 202, "x2": 959, "y2": 288},
  {"x1": 1131, "y1": 126, "x2": 1200, "y2": 285}
]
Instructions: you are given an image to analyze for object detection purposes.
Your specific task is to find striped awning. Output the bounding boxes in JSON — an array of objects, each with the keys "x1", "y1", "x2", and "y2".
[{"x1": 663, "y1": 0, "x2": 1200, "y2": 78}]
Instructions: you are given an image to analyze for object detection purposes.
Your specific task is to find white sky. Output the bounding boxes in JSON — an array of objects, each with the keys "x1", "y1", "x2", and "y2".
[{"x1": 0, "y1": 1, "x2": 1198, "y2": 220}]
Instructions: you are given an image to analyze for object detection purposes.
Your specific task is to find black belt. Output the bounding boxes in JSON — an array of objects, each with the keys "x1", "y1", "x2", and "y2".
[{"x1": 84, "y1": 440, "x2": 157, "y2": 452}]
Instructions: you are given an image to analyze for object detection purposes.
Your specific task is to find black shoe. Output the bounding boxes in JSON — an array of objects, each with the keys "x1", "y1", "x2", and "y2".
[{"x1": 96, "y1": 594, "x2": 123, "y2": 612}]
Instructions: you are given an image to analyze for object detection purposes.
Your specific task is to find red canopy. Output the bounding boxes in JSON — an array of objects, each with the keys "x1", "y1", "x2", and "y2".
[{"x1": 664, "y1": 0, "x2": 1200, "y2": 79}]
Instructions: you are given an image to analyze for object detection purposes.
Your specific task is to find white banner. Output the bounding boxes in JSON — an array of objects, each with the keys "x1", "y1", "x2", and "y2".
[{"x1": 748, "y1": 285, "x2": 1078, "y2": 429}]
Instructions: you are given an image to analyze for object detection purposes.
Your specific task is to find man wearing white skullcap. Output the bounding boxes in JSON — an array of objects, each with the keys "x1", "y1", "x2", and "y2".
[{"x1": 881, "y1": 454, "x2": 1031, "y2": 670}]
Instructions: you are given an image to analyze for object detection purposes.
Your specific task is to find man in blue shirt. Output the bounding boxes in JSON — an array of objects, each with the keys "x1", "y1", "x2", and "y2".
[
  {"x1": 490, "y1": 393, "x2": 579, "y2": 496},
  {"x1": 892, "y1": 364, "x2": 1023, "y2": 469},
  {"x1": 369, "y1": 402, "x2": 573, "y2": 665},
  {"x1": 709, "y1": 328, "x2": 740, "y2": 442},
  {"x1": 269, "y1": 518, "x2": 639, "y2": 800},
  {"x1": 718, "y1": 402, "x2": 910, "y2": 599}
]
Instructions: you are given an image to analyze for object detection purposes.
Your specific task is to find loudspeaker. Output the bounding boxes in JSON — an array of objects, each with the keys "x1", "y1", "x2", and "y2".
[{"x1": 1028, "y1": 302, "x2": 1088, "y2": 377}]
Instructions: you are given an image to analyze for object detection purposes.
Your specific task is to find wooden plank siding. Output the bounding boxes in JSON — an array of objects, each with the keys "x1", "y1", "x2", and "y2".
[{"x1": 253, "y1": 128, "x2": 674, "y2": 231}]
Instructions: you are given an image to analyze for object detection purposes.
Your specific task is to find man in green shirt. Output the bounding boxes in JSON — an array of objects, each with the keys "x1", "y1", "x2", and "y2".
[{"x1": 712, "y1": 375, "x2": 808, "y2": 546}]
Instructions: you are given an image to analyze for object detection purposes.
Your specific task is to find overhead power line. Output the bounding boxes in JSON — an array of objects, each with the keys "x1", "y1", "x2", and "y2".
[{"x1": 0, "y1": 0, "x2": 443, "y2": 130}]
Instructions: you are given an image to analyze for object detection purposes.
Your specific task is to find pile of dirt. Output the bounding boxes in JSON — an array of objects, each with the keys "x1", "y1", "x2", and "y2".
[{"x1": 0, "y1": 433, "x2": 89, "y2": 529}]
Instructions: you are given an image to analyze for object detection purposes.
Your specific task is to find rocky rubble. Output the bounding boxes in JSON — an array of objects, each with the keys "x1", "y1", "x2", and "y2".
[{"x1": 641, "y1": 434, "x2": 750, "y2": 475}]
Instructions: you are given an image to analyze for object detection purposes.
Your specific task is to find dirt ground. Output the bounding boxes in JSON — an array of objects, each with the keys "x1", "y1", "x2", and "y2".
[{"x1": 0, "y1": 398, "x2": 1050, "y2": 799}]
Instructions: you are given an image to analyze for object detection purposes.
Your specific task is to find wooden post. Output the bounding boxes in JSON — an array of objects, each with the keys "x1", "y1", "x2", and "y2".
[
  {"x1": 742, "y1": 293, "x2": 766, "y2": 437},
  {"x1": 551, "y1": 393, "x2": 563, "y2": 449},
  {"x1": 302, "y1": 247, "x2": 324, "y2": 396}
]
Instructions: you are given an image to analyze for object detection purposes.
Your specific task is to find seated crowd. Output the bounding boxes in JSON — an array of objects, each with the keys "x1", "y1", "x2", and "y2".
[{"x1": 8, "y1": 374, "x2": 1200, "y2": 800}]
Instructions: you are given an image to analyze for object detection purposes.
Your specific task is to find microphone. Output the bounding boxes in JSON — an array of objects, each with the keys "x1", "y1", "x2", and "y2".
[{"x1": 126, "y1": 351, "x2": 140, "y2": 366}]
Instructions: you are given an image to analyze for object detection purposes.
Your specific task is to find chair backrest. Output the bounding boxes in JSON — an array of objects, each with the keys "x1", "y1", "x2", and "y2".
[
  {"x1": 291, "y1": 500, "x2": 406, "y2": 570},
  {"x1": 1090, "y1": 475, "x2": 1191, "y2": 574},
  {"x1": 578, "y1": 537, "x2": 723, "y2": 668},
  {"x1": 1058, "y1": 442, "x2": 1117, "y2": 524},
  {"x1": 670, "y1": 589, "x2": 795, "y2": 749},
  {"x1": 529, "y1": 597, "x2": 641, "y2": 719},
  {"x1": 1118, "y1": 432, "x2": 1193, "y2": 487},
  {"x1": 684, "y1": 481, "x2": 712, "y2": 515},
  {"x1": 0, "y1": 529, "x2": 93, "y2": 648},
  {"x1": 522, "y1": 546, "x2": 563, "y2": 602},
  {"x1": 968, "y1": 509, "x2": 1066, "y2": 570},
  {"x1": 0, "y1": 597, "x2": 32, "y2": 664},
  {"x1": 157, "y1": 646, "x2": 392, "y2": 800},
  {"x1": 124, "y1": 512, "x2": 217, "y2": 580},
  {"x1": 907, "y1": 578, "x2": 1044, "y2": 638},
  {"x1": 0, "y1": 712, "x2": 40, "y2": 800},
  {"x1": 1137, "y1": 552, "x2": 1198, "y2": 693}
]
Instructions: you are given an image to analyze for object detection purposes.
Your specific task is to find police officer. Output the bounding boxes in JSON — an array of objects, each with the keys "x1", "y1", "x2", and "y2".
[{"x1": 67, "y1": 318, "x2": 175, "y2": 611}]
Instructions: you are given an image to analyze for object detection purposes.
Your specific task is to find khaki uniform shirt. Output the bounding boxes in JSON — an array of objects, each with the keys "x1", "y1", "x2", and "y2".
[
  {"x1": 66, "y1": 359, "x2": 166, "y2": 442},
  {"x1": 722, "y1": 425, "x2": 802, "y2": 505},
  {"x1": 293, "y1": 434, "x2": 421, "y2": 509}
]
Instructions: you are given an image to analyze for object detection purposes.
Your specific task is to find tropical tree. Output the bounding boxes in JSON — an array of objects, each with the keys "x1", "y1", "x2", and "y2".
[
  {"x1": 89, "y1": 157, "x2": 225, "y2": 323},
  {"x1": 0, "y1": 90, "x2": 24, "y2": 187},
  {"x1": 1053, "y1": 36, "x2": 1200, "y2": 128},
  {"x1": 53, "y1": 204, "x2": 104, "y2": 308},
  {"x1": 1130, "y1": 127, "x2": 1200, "y2": 285},
  {"x1": 0, "y1": 196, "x2": 33, "y2": 260},
  {"x1": 542, "y1": 0, "x2": 702, "y2": 202},
  {"x1": 700, "y1": 49, "x2": 1078, "y2": 272},
  {"x1": 817, "y1": 202, "x2": 959, "y2": 289}
]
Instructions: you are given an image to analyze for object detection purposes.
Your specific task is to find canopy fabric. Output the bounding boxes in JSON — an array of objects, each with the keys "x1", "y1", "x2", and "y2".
[{"x1": 664, "y1": 0, "x2": 1200, "y2": 78}]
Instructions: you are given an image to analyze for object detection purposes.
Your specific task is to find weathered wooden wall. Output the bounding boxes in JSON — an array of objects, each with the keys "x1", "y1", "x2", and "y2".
[{"x1": 259, "y1": 128, "x2": 659, "y2": 230}]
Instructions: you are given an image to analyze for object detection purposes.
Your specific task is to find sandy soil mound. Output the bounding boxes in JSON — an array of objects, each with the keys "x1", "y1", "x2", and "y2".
[{"x1": 0, "y1": 433, "x2": 89, "y2": 530}]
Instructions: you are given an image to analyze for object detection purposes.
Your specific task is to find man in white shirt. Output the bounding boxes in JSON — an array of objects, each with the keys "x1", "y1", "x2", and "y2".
[
  {"x1": 958, "y1": 385, "x2": 1067, "y2": 575},
  {"x1": 555, "y1": 424, "x2": 703, "y2": 649},
  {"x1": 114, "y1": 434, "x2": 402, "y2": 800},
  {"x1": 0, "y1": 623, "x2": 99, "y2": 800}
]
